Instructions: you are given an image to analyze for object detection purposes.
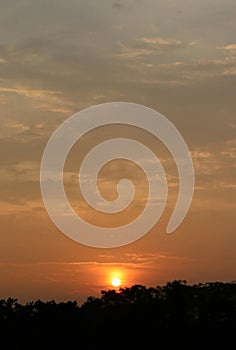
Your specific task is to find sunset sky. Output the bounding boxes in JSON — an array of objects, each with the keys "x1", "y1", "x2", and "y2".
[{"x1": 0, "y1": 0, "x2": 236, "y2": 303}]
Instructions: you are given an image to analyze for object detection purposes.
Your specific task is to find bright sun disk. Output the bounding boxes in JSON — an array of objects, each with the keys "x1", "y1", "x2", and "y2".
[{"x1": 112, "y1": 277, "x2": 121, "y2": 287}]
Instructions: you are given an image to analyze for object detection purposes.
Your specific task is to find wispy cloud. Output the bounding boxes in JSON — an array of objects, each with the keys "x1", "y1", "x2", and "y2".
[
  {"x1": 0, "y1": 119, "x2": 30, "y2": 139},
  {"x1": 217, "y1": 43, "x2": 236, "y2": 52},
  {"x1": 0, "y1": 85, "x2": 72, "y2": 114},
  {"x1": 139, "y1": 36, "x2": 183, "y2": 49},
  {"x1": 115, "y1": 36, "x2": 185, "y2": 59},
  {"x1": 157, "y1": 55, "x2": 236, "y2": 79},
  {"x1": 0, "y1": 200, "x2": 44, "y2": 217},
  {"x1": 38, "y1": 251, "x2": 190, "y2": 270}
]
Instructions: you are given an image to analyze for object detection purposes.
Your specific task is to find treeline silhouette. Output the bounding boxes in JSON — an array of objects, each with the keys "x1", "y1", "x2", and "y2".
[{"x1": 0, "y1": 281, "x2": 235, "y2": 349}]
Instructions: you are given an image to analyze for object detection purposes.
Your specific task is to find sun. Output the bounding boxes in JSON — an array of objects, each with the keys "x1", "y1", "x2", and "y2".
[{"x1": 111, "y1": 277, "x2": 121, "y2": 288}]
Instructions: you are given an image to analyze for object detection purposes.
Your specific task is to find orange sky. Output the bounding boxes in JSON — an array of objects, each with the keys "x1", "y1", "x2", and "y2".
[{"x1": 0, "y1": 0, "x2": 236, "y2": 303}]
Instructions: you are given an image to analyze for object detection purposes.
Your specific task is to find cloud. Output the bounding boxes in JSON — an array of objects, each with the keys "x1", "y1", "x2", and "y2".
[
  {"x1": 115, "y1": 43, "x2": 154, "y2": 59},
  {"x1": 190, "y1": 144, "x2": 236, "y2": 195},
  {"x1": 217, "y1": 43, "x2": 236, "y2": 52},
  {"x1": 223, "y1": 68, "x2": 236, "y2": 76},
  {"x1": 0, "y1": 85, "x2": 72, "y2": 114},
  {"x1": 139, "y1": 36, "x2": 183, "y2": 49},
  {"x1": 0, "y1": 200, "x2": 44, "y2": 217},
  {"x1": 219, "y1": 184, "x2": 236, "y2": 190},
  {"x1": 191, "y1": 151, "x2": 212, "y2": 160},
  {"x1": 0, "y1": 160, "x2": 40, "y2": 191},
  {"x1": 116, "y1": 46, "x2": 236, "y2": 86},
  {"x1": 220, "y1": 139, "x2": 236, "y2": 160},
  {"x1": 152, "y1": 54, "x2": 236, "y2": 82},
  {"x1": 38, "y1": 251, "x2": 190, "y2": 269},
  {"x1": 8, "y1": 121, "x2": 29, "y2": 133},
  {"x1": 0, "y1": 86, "x2": 59, "y2": 98},
  {"x1": 115, "y1": 36, "x2": 185, "y2": 59},
  {"x1": 0, "y1": 119, "x2": 30, "y2": 139}
]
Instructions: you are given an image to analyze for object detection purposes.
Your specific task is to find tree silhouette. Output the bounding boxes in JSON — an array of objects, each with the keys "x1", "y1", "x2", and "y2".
[{"x1": 0, "y1": 281, "x2": 235, "y2": 349}]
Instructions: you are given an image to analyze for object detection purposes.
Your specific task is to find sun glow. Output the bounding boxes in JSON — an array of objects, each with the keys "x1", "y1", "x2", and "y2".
[{"x1": 111, "y1": 277, "x2": 121, "y2": 288}]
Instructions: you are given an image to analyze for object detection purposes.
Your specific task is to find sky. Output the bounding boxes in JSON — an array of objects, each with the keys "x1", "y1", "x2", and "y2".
[{"x1": 0, "y1": 0, "x2": 236, "y2": 303}]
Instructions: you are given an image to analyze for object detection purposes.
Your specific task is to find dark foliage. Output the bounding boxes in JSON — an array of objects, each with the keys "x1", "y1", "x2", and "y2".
[{"x1": 0, "y1": 281, "x2": 235, "y2": 349}]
